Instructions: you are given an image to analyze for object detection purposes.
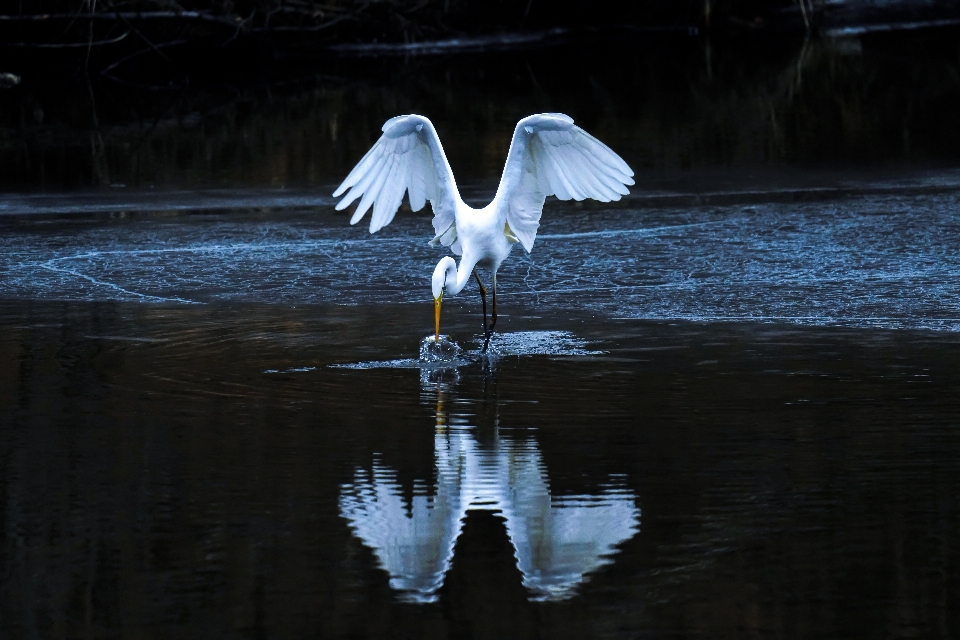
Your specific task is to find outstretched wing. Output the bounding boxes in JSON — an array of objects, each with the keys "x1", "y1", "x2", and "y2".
[
  {"x1": 496, "y1": 113, "x2": 634, "y2": 253},
  {"x1": 333, "y1": 115, "x2": 463, "y2": 251}
]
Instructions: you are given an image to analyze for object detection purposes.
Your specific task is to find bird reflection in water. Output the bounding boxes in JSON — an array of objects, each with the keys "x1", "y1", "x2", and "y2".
[{"x1": 339, "y1": 371, "x2": 639, "y2": 603}]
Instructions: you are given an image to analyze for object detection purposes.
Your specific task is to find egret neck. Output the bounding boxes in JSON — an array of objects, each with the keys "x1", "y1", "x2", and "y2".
[{"x1": 432, "y1": 256, "x2": 464, "y2": 341}]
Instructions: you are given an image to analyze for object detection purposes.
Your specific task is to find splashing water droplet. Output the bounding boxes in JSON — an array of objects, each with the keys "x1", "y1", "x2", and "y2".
[{"x1": 420, "y1": 335, "x2": 462, "y2": 362}]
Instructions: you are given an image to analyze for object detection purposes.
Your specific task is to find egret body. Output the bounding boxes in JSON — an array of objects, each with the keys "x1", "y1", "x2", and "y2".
[{"x1": 333, "y1": 113, "x2": 634, "y2": 350}]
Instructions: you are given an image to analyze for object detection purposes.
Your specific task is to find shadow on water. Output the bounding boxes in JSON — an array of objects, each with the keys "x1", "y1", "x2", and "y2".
[{"x1": 2, "y1": 32, "x2": 960, "y2": 189}]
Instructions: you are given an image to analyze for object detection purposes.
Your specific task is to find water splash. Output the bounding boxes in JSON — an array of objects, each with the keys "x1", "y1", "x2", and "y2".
[
  {"x1": 331, "y1": 331, "x2": 600, "y2": 371},
  {"x1": 419, "y1": 335, "x2": 462, "y2": 362}
]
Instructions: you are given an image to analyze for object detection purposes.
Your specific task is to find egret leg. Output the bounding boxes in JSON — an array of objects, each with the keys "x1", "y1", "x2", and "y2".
[
  {"x1": 481, "y1": 274, "x2": 499, "y2": 353},
  {"x1": 475, "y1": 271, "x2": 495, "y2": 353},
  {"x1": 475, "y1": 270, "x2": 490, "y2": 336},
  {"x1": 490, "y1": 273, "x2": 498, "y2": 332}
]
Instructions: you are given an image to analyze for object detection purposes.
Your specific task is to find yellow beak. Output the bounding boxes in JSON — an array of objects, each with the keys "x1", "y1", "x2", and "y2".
[{"x1": 434, "y1": 294, "x2": 442, "y2": 342}]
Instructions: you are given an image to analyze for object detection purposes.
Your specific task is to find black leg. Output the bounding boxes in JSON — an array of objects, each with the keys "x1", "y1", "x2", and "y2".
[
  {"x1": 490, "y1": 274, "x2": 498, "y2": 332},
  {"x1": 474, "y1": 270, "x2": 488, "y2": 331},
  {"x1": 481, "y1": 273, "x2": 498, "y2": 354},
  {"x1": 475, "y1": 271, "x2": 491, "y2": 352},
  {"x1": 482, "y1": 274, "x2": 498, "y2": 354}
]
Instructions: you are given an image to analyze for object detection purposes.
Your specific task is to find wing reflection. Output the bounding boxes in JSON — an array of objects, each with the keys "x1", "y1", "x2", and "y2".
[{"x1": 339, "y1": 381, "x2": 639, "y2": 603}]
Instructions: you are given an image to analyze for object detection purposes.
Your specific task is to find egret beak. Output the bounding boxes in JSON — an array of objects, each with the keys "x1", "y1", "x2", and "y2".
[{"x1": 434, "y1": 293, "x2": 443, "y2": 342}]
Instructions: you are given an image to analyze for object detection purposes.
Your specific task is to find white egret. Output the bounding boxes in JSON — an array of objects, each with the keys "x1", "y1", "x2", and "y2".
[{"x1": 333, "y1": 113, "x2": 634, "y2": 350}]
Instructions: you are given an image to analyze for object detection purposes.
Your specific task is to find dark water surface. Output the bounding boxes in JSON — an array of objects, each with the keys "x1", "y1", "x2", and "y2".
[
  {"x1": 2, "y1": 298, "x2": 960, "y2": 639},
  {"x1": 2, "y1": 180, "x2": 960, "y2": 638},
  {"x1": 3, "y1": 32, "x2": 960, "y2": 640}
]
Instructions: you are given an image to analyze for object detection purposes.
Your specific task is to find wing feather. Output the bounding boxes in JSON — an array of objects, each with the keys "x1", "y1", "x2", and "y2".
[
  {"x1": 496, "y1": 113, "x2": 633, "y2": 253},
  {"x1": 558, "y1": 144, "x2": 601, "y2": 201},
  {"x1": 335, "y1": 146, "x2": 385, "y2": 210},
  {"x1": 351, "y1": 152, "x2": 393, "y2": 224},
  {"x1": 558, "y1": 133, "x2": 617, "y2": 201},
  {"x1": 571, "y1": 133, "x2": 635, "y2": 184},
  {"x1": 408, "y1": 153, "x2": 427, "y2": 212},
  {"x1": 537, "y1": 142, "x2": 572, "y2": 200},
  {"x1": 541, "y1": 142, "x2": 585, "y2": 201},
  {"x1": 370, "y1": 160, "x2": 396, "y2": 232},
  {"x1": 333, "y1": 143, "x2": 382, "y2": 198},
  {"x1": 372, "y1": 158, "x2": 408, "y2": 232},
  {"x1": 333, "y1": 115, "x2": 463, "y2": 245},
  {"x1": 530, "y1": 138, "x2": 554, "y2": 196},
  {"x1": 568, "y1": 150, "x2": 617, "y2": 201},
  {"x1": 587, "y1": 158, "x2": 631, "y2": 196}
]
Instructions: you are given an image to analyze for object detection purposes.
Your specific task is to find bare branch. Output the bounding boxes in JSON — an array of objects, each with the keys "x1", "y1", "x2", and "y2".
[{"x1": 6, "y1": 30, "x2": 130, "y2": 47}]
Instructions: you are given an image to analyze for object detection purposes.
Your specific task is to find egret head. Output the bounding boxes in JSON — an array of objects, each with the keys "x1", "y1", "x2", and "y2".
[{"x1": 432, "y1": 256, "x2": 456, "y2": 341}]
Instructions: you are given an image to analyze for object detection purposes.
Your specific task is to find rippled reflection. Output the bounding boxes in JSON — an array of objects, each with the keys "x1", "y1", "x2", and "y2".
[{"x1": 339, "y1": 380, "x2": 639, "y2": 603}]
